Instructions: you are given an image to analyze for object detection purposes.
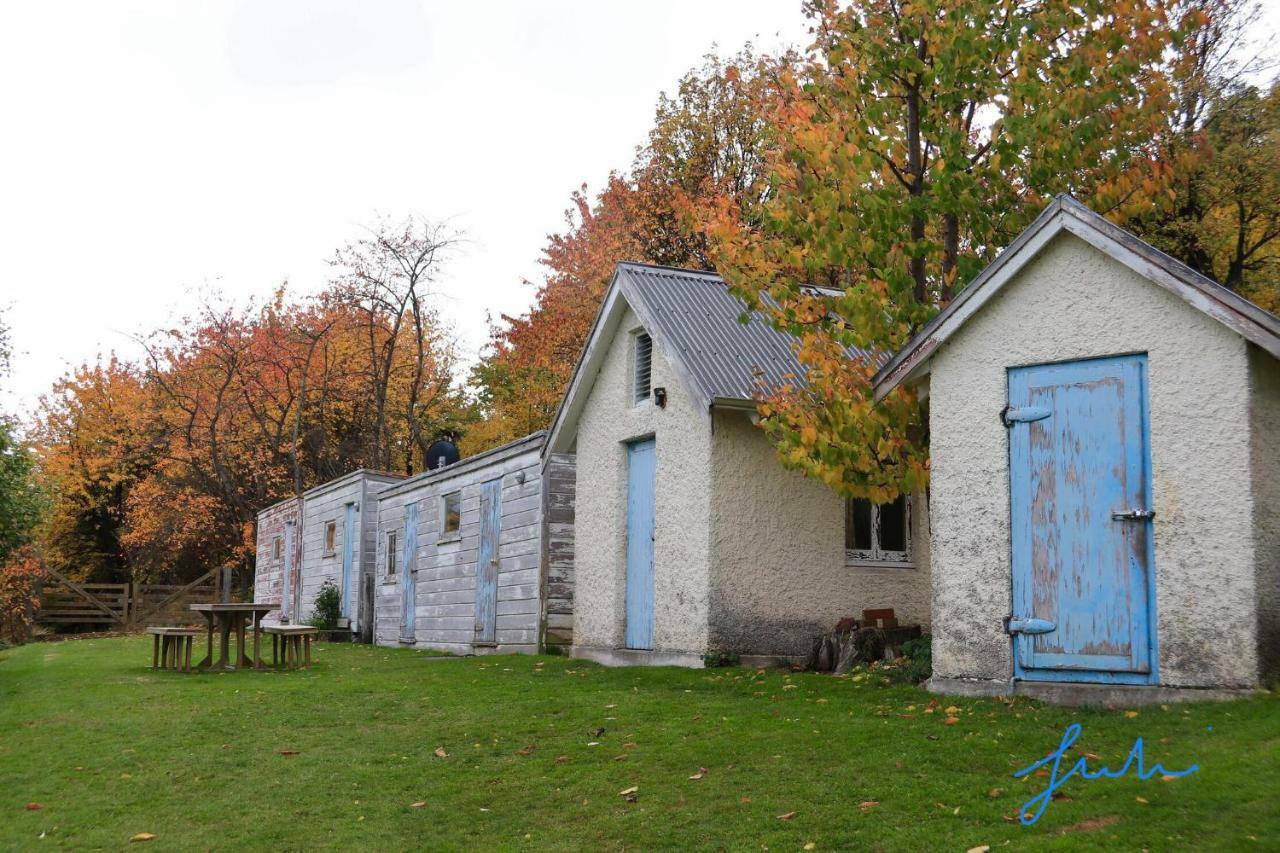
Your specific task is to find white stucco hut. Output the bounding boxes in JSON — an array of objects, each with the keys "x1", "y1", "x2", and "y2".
[
  {"x1": 544, "y1": 262, "x2": 931, "y2": 667},
  {"x1": 874, "y1": 195, "x2": 1280, "y2": 704}
]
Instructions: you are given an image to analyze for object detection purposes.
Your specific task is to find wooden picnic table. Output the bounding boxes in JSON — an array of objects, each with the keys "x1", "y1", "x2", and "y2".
[{"x1": 190, "y1": 602, "x2": 279, "y2": 671}]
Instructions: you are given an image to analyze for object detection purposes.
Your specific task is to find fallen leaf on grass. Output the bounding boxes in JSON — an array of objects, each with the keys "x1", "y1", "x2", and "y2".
[
  {"x1": 943, "y1": 717, "x2": 960, "y2": 725},
  {"x1": 25, "y1": 803, "x2": 42, "y2": 811},
  {"x1": 945, "y1": 706, "x2": 960, "y2": 715},
  {"x1": 130, "y1": 833, "x2": 156, "y2": 843},
  {"x1": 555, "y1": 755, "x2": 570, "y2": 764},
  {"x1": 858, "y1": 801, "x2": 879, "y2": 811},
  {"x1": 613, "y1": 755, "x2": 628, "y2": 762},
  {"x1": 1082, "y1": 752, "x2": 1101, "y2": 760},
  {"x1": 987, "y1": 788, "x2": 1004, "y2": 798},
  {"x1": 740, "y1": 797, "x2": 753, "y2": 804},
  {"x1": 619, "y1": 786, "x2": 638, "y2": 796},
  {"x1": 622, "y1": 742, "x2": 637, "y2": 749},
  {"x1": 279, "y1": 751, "x2": 299, "y2": 757},
  {"x1": 1124, "y1": 710, "x2": 1139, "y2": 719},
  {"x1": 1135, "y1": 796, "x2": 1149, "y2": 804},
  {"x1": 410, "y1": 802, "x2": 426, "y2": 808},
  {"x1": 1160, "y1": 775, "x2": 1179, "y2": 782},
  {"x1": 688, "y1": 768, "x2": 708, "y2": 780},
  {"x1": 434, "y1": 747, "x2": 448, "y2": 759},
  {"x1": 516, "y1": 745, "x2": 535, "y2": 756},
  {"x1": 804, "y1": 843, "x2": 816, "y2": 851},
  {"x1": 966, "y1": 846, "x2": 990, "y2": 853},
  {"x1": 776, "y1": 811, "x2": 797, "y2": 820}
]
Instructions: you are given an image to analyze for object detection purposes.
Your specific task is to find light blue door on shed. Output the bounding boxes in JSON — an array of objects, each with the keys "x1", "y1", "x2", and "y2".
[
  {"x1": 400, "y1": 503, "x2": 418, "y2": 643},
  {"x1": 625, "y1": 438, "x2": 657, "y2": 650},
  {"x1": 475, "y1": 478, "x2": 503, "y2": 645},
  {"x1": 341, "y1": 502, "x2": 355, "y2": 620},
  {"x1": 1007, "y1": 354, "x2": 1156, "y2": 684}
]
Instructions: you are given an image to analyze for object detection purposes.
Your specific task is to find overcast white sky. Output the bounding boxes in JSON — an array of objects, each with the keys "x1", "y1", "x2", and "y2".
[
  {"x1": 0, "y1": 1, "x2": 809, "y2": 413},
  {"x1": 2, "y1": 2, "x2": 1275, "y2": 417}
]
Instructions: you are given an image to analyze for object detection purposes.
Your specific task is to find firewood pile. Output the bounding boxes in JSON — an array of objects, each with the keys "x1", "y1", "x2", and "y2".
[{"x1": 807, "y1": 609, "x2": 922, "y2": 673}]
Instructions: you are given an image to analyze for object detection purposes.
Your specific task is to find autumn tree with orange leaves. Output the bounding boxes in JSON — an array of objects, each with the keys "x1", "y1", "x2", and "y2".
[
  {"x1": 701, "y1": 0, "x2": 1221, "y2": 501},
  {"x1": 468, "y1": 49, "x2": 786, "y2": 450},
  {"x1": 35, "y1": 218, "x2": 470, "y2": 584}
]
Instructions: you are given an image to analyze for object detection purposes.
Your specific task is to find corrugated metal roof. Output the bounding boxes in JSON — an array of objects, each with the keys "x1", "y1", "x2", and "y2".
[{"x1": 617, "y1": 262, "x2": 860, "y2": 403}]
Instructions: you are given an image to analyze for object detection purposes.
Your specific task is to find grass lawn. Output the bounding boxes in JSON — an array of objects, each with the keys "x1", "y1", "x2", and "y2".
[{"x1": 1, "y1": 638, "x2": 1276, "y2": 851}]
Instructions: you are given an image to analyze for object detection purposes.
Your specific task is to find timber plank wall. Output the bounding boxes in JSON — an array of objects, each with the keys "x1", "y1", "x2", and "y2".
[{"x1": 541, "y1": 453, "x2": 576, "y2": 652}]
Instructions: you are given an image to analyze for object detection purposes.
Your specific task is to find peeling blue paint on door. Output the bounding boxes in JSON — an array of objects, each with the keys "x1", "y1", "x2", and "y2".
[
  {"x1": 1008, "y1": 354, "x2": 1156, "y2": 684},
  {"x1": 341, "y1": 502, "x2": 355, "y2": 620},
  {"x1": 475, "y1": 478, "x2": 503, "y2": 645},
  {"x1": 625, "y1": 438, "x2": 657, "y2": 650},
  {"x1": 400, "y1": 503, "x2": 418, "y2": 643}
]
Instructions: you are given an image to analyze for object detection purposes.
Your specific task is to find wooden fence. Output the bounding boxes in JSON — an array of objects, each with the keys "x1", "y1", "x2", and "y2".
[{"x1": 36, "y1": 567, "x2": 232, "y2": 630}]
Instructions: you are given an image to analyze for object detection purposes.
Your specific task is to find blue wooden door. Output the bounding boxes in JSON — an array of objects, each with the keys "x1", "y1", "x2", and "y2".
[
  {"x1": 475, "y1": 479, "x2": 503, "y2": 645},
  {"x1": 282, "y1": 520, "x2": 296, "y2": 621},
  {"x1": 1008, "y1": 354, "x2": 1155, "y2": 684},
  {"x1": 625, "y1": 439, "x2": 657, "y2": 650},
  {"x1": 400, "y1": 503, "x2": 418, "y2": 642},
  {"x1": 341, "y1": 502, "x2": 355, "y2": 621}
]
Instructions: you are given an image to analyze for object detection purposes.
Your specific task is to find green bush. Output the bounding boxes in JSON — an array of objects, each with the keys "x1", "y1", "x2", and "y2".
[
  {"x1": 702, "y1": 650, "x2": 740, "y2": 668},
  {"x1": 307, "y1": 581, "x2": 342, "y2": 630},
  {"x1": 890, "y1": 635, "x2": 932, "y2": 685}
]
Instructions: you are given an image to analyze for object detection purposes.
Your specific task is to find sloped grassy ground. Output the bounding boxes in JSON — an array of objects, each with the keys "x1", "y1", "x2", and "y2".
[{"x1": 0, "y1": 637, "x2": 1275, "y2": 851}]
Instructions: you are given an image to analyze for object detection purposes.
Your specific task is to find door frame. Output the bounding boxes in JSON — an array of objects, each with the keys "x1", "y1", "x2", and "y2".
[
  {"x1": 474, "y1": 477, "x2": 503, "y2": 647},
  {"x1": 624, "y1": 436, "x2": 657, "y2": 651},
  {"x1": 1005, "y1": 352, "x2": 1160, "y2": 685}
]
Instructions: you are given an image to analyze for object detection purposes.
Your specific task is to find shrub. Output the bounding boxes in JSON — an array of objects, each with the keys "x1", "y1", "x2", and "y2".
[
  {"x1": 891, "y1": 635, "x2": 933, "y2": 685},
  {"x1": 0, "y1": 546, "x2": 44, "y2": 645},
  {"x1": 703, "y1": 650, "x2": 741, "y2": 668},
  {"x1": 308, "y1": 581, "x2": 342, "y2": 630}
]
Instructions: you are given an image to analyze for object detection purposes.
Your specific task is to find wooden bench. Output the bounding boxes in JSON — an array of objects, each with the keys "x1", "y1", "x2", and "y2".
[
  {"x1": 146, "y1": 626, "x2": 201, "y2": 673},
  {"x1": 263, "y1": 625, "x2": 319, "y2": 669}
]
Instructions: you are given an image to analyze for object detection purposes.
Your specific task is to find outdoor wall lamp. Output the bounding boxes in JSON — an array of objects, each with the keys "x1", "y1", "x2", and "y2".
[{"x1": 653, "y1": 387, "x2": 667, "y2": 408}]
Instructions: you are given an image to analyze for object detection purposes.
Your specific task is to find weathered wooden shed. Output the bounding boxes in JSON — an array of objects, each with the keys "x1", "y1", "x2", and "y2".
[
  {"x1": 543, "y1": 262, "x2": 930, "y2": 667},
  {"x1": 373, "y1": 432, "x2": 562, "y2": 655},
  {"x1": 873, "y1": 196, "x2": 1280, "y2": 704},
  {"x1": 253, "y1": 495, "x2": 302, "y2": 626},
  {"x1": 254, "y1": 469, "x2": 403, "y2": 637}
]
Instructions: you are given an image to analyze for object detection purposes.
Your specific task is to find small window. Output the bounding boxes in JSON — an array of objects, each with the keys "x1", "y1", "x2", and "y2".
[
  {"x1": 633, "y1": 332, "x2": 652, "y2": 403},
  {"x1": 442, "y1": 491, "x2": 461, "y2": 535},
  {"x1": 386, "y1": 531, "x2": 398, "y2": 576},
  {"x1": 845, "y1": 495, "x2": 911, "y2": 565},
  {"x1": 323, "y1": 520, "x2": 337, "y2": 555},
  {"x1": 271, "y1": 536, "x2": 283, "y2": 563}
]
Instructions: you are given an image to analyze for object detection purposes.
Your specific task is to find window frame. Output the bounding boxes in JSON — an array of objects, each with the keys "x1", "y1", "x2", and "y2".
[
  {"x1": 271, "y1": 535, "x2": 283, "y2": 563},
  {"x1": 322, "y1": 519, "x2": 338, "y2": 557},
  {"x1": 844, "y1": 495, "x2": 913, "y2": 568},
  {"x1": 439, "y1": 490, "x2": 462, "y2": 541},
  {"x1": 632, "y1": 330, "x2": 652, "y2": 405},
  {"x1": 386, "y1": 530, "x2": 399, "y2": 579}
]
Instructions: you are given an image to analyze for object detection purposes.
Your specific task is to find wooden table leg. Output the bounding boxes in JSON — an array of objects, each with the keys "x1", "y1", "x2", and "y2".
[
  {"x1": 197, "y1": 614, "x2": 215, "y2": 670},
  {"x1": 216, "y1": 613, "x2": 232, "y2": 670},
  {"x1": 184, "y1": 636, "x2": 193, "y2": 672},
  {"x1": 253, "y1": 613, "x2": 263, "y2": 670},
  {"x1": 237, "y1": 618, "x2": 251, "y2": 668},
  {"x1": 304, "y1": 635, "x2": 312, "y2": 668},
  {"x1": 152, "y1": 634, "x2": 159, "y2": 669}
]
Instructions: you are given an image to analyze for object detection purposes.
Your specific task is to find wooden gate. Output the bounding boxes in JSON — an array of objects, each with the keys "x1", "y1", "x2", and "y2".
[{"x1": 37, "y1": 567, "x2": 222, "y2": 630}]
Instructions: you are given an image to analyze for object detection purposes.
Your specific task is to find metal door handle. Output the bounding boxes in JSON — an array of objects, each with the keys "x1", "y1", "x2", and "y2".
[
  {"x1": 1004, "y1": 616, "x2": 1056, "y2": 635},
  {"x1": 1112, "y1": 508, "x2": 1156, "y2": 521}
]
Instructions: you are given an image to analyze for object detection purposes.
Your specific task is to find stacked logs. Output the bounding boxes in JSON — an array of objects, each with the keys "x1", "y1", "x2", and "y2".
[{"x1": 807, "y1": 609, "x2": 921, "y2": 673}]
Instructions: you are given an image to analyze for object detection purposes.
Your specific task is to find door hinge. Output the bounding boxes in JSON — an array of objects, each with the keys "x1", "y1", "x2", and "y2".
[
  {"x1": 1000, "y1": 404, "x2": 1051, "y2": 428},
  {"x1": 1112, "y1": 508, "x2": 1156, "y2": 521},
  {"x1": 1004, "y1": 616, "x2": 1056, "y2": 635}
]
